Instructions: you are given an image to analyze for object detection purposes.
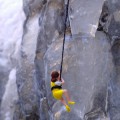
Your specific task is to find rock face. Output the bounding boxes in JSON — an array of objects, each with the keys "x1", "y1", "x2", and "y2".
[
  {"x1": 69, "y1": 0, "x2": 105, "y2": 36},
  {"x1": 98, "y1": 0, "x2": 120, "y2": 41},
  {"x1": 98, "y1": 1, "x2": 120, "y2": 119},
  {"x1": 45, "y1": 31, "x2": 113, "y2": 120},
  {"x1": 0, "y1": 0, "x2": 120, "y2": 120}
]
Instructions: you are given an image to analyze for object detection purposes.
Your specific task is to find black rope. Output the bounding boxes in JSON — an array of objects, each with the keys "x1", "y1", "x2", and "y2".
[{"x1": 60, "y1": 0, "x2": 70, "y2": 80}]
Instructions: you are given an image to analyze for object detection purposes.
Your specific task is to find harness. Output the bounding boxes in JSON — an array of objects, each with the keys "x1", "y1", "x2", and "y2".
[{"x1": 51, "y1": 85, "x2": 62, "y2": 91}]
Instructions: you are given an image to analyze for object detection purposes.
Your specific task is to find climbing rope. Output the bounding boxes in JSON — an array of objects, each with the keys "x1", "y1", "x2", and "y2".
[{"x1": 60, "y1": 0, "x2": 70, "y2": 80}]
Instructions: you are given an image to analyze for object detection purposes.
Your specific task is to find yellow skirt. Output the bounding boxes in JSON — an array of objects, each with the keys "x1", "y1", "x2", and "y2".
[{"x1": 52, "y1": 89, "x2": 64, "y2": 100}]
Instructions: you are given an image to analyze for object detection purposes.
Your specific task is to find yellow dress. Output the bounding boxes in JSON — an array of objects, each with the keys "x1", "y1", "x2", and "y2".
[{"x1": 51, "y1": 82, "x2": 63, "y2": 100}]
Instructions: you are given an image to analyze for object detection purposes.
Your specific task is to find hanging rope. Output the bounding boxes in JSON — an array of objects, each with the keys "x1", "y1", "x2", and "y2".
[{"x1": 60, "y1": 0, "x2": 70, "y2": 80}]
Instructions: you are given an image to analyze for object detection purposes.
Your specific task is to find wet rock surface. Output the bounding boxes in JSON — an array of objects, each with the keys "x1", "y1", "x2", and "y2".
[
  {"x1": 1, "y1": 0, "x2": 120, "y2": 120},
  {"x1": 45, "y1": 31, "x2": 113, "y2": 120},
  {"x1": 69, "y1": 0, "x2": 105, "y2": 36},
  {"x1": 98, "y1": 0, "x2": 120, "y2": 42}
]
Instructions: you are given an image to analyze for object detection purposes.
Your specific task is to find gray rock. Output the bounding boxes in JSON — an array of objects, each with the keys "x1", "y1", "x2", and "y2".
[
  {"x1": 109, "y1": 39, "x2": 120, "y2": 120},
  {"x1": 69, "y1": 0, "x2": 105, "y2": 36},
  {"x1": 98, "y1": 0, "x2": 120, "y2": 42},
  {"x1": 14, "y1": 0, "x2": 43, "y2": 119},
  {"x1": 1, "y1": 0, "x2": 120, "y2": 120},
  {"x1": 44, "y1": 31, "x2": 113, "y2": 120}
]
